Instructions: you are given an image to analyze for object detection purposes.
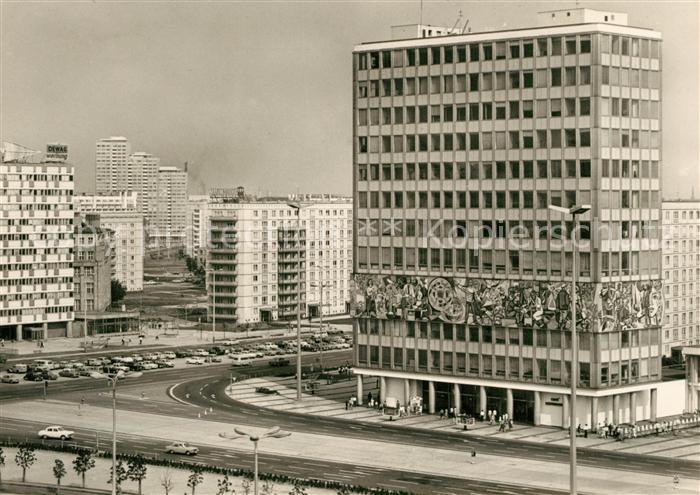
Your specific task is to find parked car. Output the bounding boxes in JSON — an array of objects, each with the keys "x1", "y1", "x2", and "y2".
[
  {"x1": 24, "y1": 371, "x2": 44, "y2": 382},
  {"x1": 58, "y1": 368, "x2": 79, "y2": 378},
  {"x1": 270, "y1": 357, "x2": 290, "y2": 367},
  {"x1": 192, "y1": 349, "x2": 209, "y2": 357},
  {"x1": 164, "y1": 442, "x2": 198, "y2": 455},
  {"x1": 86, "y1": 358, "x2": 103, "y2": 367},
  {"x1": 143, "y1": 353, "x2": 160, "y2": 361},
  {"x1": 7, "y1": 364, "x2": 28, "y2": 374},
  {"x1": 210, "y1": 346, "x2": 228, "y2": 356},
  {"x1": 1, "y1": 375, "x2": 20, "y2": 384},
  {"x1": 162, "y1": 352, "x2": 176, "y2": 360},
  {"x1": 205, "y1": 355, "x2": 223, "y2": 363},
  {"x1": 185, "y1": 357, "x2": 205, "y2": 365},
  {"x1": 155, "y1": 360, "x2": 175, "y2": 368},
  {"x1": 79, "y1": 368, "x2": 97, "y2": 377},
  {"x1": 38, "y1": 426, "x2": 74, "y2": 440},
  {"x1": 139, "y1": 362, "x2": 158, "y2": 370},
  {"x1": 33, "y1": 359, "x2": 56, "y2": 371},
  {"x1": 174, "y1": 350, "x2": 193, "y2": 358},
  {"x1": 42, "y1": 370, "x2": 59, "y2": 380}
]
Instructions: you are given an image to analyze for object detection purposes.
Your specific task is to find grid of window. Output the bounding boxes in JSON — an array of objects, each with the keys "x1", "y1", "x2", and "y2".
[{"x1": 356, "y1": 319, "x2": 661, "y2": 388}]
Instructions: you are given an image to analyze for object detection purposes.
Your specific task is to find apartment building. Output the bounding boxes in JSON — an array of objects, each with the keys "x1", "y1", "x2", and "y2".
[
  {"x1": 206, "y1": 194, "x2": 352, "y2": 325},
  {"x1": 0, "y1": 147, "x2": 74, "y2": 340},
  {"x1": 352, "y1": 9, "x2": 667, "y2": 427},
  {"x1": 662, "y1": 200, "x2": 700, "y2": 355},
  {"x1": 185, "y1": 195, "x2": 210, "y2": 260},
  {"x1": 153, "y1": 166, "x2": 188, "y2": 247},
  {"x1": 95, "y1": 136, "x2": 130, "y2": 195},
  {"x1": 74, "y1": 223, "x2": 113, "y2": 315},
  {"x1": 75, "y1": 193, "x2": 144, "y2": 292}
]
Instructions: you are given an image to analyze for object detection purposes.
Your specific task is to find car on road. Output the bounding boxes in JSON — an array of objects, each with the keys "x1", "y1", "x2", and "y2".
[
  {"x1": 155, "y1": 360, "x2": 175, "y2": 368},
  {"x1": 164, "y1": 442, "x2": 198, "y2": 455},
  {"x1": 7, "y1": 364, "x2": 28, "y2": 374},
  {"x1": 38, "y1": 426, "x2": 74, "y2": 440},
  {"x1": 185, "y1": 357, "x2": 205, "y2": 365},
  {"x1": 205, "y1": 355, "x2": 223, "y2": 363},
  {"x1": 58, "y1": 368, "x2": 80, "y2": 378},
  {"x1": 1, "y1": 375, "x2": 20, "y2": 384},
  {"x1": 79, "y1": 367, "x2": 98, "y2": 377},
  {"x1": 140, "y1": 362, "x2": 159, "y2": 370},
  {"x1": 103, "y1": 365, "x2": 130, "y2": 374},
  {"x1": 270, "y1": 357, "x2": 290, "y2": 367}
]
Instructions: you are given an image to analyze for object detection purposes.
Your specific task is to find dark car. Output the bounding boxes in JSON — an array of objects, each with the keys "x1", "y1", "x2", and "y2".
[
  {"x1": 210, "y1": 346, "x2": 228, "y2": 356},
  {"x1": 270, "y1": 357, "x2": 290, "y2": 367},
  {"x1": 174, "y1": 349, "x2": 193, "y2": 358},
  {"x1": 24, "y1": 371, "x2": 44, "y2": 382}
]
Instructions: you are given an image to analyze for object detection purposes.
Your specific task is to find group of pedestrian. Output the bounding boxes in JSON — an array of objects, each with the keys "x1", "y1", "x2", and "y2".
[
  {"x1": 498, "y1": 413, "x2": 513, "y2": 432},
  {"x1": 438, "y1": 407, "x2": 459, "y2": 420},
  {"x1": 345, "y1": 395, "x2": 358, "y2": 410}
]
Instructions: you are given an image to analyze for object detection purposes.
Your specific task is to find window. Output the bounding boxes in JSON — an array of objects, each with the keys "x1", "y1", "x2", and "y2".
[{"x1": 550, "y1": 68, "x2": 561, "y2": 87}]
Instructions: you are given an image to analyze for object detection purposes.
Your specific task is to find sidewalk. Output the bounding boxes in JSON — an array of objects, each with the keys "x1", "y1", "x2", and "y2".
[
  {"x1": 227, "y1": 375, "x2": 700, "y2": 462},
  {"x1": 1, "y1": 399, "x2": 696, "y2": 495}
]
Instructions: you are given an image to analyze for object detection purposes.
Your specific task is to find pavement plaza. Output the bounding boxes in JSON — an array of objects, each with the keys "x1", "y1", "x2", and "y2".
[
  {"x1": 230, "y1": 375, "x2": 700, "y2": 462},
  {"x1": 1, "y1": 397, "x2": 697, "y2": 494}
]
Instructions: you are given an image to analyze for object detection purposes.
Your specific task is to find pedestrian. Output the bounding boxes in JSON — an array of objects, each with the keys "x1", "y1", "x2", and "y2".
[
  {"x1": 121, "y1": 338, "x2": 125, "y2": 346},
  {"x1": 508, "y1": 419, "x2": 513, "y2": 431},
  {"x1": 470, "y1": 448, "x2": 476, "y2": 464},
  {"x1": 368, "y1": 392, "x2": 373, "y2": 404},
  {"x1": 480, "y1": 409, "x2": 485, "y2": 422},
  {"x1": 40, "y1": 341, "x2": 45, "y2": 348},
  {"x1": 139, "y1": 337, "x2": 143, "y2": 345}
]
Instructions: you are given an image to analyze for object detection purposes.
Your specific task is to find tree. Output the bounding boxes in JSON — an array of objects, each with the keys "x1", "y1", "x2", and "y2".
[
  {"x1": 111, "y1": 279, "x2": 127, "y2": 303},
  {"x1": 127, "y1": 456, "x2": 148, "y2": 495},
  {"x1": 107, "y1": 460, "x2": 128, "y2": 494},
  {"x1": 187, "y1": 468, "x2": 203, "y2": 495},
  {"x1": 14, "y1": 446, "x2": 36, "y2": 483},
  {"x1": 217, "y1": 473, "x2": 233, "y2": 495},
  {"x1": 261, "y1": 480, "x2": 275, "y2": 495},
  {"x1": 336, "y1": 488, "x2": 351, "y2": 495},
  {"x1": 160, "y1": 470, "x2": 174, "y2": 495},
  {"x1": 0, "y1": 446, "x2": 5, "y2": 484},
  {"x1": 53, "y1": 459, "x2": 66, "y2": 488},
  {"x1": 241, "y1": 478, "x2": 252, "y2": 495},
  {"x1": 73, "y1": 450, "x2": 96, "y2": 488},
  {"x1": 289, "y1": 483, "x2": 307, "y2": 495}
]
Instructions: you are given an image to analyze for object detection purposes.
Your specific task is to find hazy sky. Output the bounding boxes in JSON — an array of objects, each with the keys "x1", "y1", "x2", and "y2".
[{"x1": 1, "y1": 0, "x2": 698, "y2": 197}]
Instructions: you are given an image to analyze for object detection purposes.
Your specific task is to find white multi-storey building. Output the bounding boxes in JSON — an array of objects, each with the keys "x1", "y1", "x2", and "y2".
[
  {"x1": 127, "y1": 152, "x2": 159, "y2": 221},
  {"x1": 75, "y1": 193, "x2": 144, "y2": 292},
  {"x1": 185, "y1": 195, "x2": 210, "y2": 259},
  {"x1": 74, "y1": 191, "x2": 138, "y2": 213},
  {"x1": 662, "y1": 200, "x2": 700, "y2": 355},
  {"x1": 0, "y1": 149, "x2": 74, "y2": 340},
  {"x1": 352, "y1": 8, "x2": 667, "y2": 427},
  {"x1": 95, "y1": 136, "x2": 130, "y2": 195},
  {"x1": 206, "y1": 196, "x2": 352, "y2": 325},
  {"x1": 153, "y1": 166, "x2": 188, "y2": 247}
]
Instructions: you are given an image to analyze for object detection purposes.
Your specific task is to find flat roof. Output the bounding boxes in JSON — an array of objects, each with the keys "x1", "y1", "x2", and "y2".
[{"x1": 355, "y1": 22, "x2": 660, "y2": 52}]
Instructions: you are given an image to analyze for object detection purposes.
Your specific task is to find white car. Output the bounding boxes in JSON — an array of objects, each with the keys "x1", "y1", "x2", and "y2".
[
  {"x1": 193, "y1": 349, "x2": 210, "y2": 357},
  {"x1": 162, "y1": 352, "x2": 176, "y2": 360},
  {"x1": 38, "y1": 426, "x2": 74, "y2": 440},
  {"x1": 165, "y1": 442, "x2": 198, "y2": 455},
  {"x1": 140, "y1": 362, "x2": 158, "y2": 370},
  {"x1": 185, "y1": 357, "x2": 205, "y2": 365}
]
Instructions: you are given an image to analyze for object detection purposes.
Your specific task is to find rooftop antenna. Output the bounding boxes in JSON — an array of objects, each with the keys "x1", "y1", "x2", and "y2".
[
  {"x1": 451, "y1": 10, "x2": 462, "y2": 33},
  {"x1": 419, "y1": 0, "x2": 423, "y2": 31},
  {"x1": 461, "y1": 19, "x2": 471, "y2": 34}
]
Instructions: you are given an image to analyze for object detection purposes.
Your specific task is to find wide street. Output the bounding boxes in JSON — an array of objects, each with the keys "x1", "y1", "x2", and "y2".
[{"x1": 2, "y1": 350, "x2": 699, "y2": 494}]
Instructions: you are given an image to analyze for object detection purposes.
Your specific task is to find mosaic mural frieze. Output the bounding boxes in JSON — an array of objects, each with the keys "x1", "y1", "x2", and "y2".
[{"x1": 350, "y1": 274, "x2": 663, "y2": 332}]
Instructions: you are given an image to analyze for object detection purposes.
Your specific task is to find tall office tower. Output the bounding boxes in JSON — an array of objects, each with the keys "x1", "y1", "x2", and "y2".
[
  {"x1": 95, "y1": 137, "x2": 131, "y2": 194},
  {"x1": 351, "y1": 9, "x2": 665, "y2": 427},
  {"x1": 0, "y1": 144, "x2": 75, "y2": 341},
  {"x1": 127, "y1": 152, "x2": 160, "y2": 221},
  {"x1": 75, "y1": 193, "x2": 144, "y2": 292},
  {"x1": 153, "y1": 166, "x2": 188, "y2": 247},
  {"x1": 185, "y1": 195, "x2": 210, "y2": 260},
  {"x1": 661, "y1": 200, "x2": 700, "y2": 355},
  {"x1": 206, "y1": 193, "x2": 352, "y2": 325}
]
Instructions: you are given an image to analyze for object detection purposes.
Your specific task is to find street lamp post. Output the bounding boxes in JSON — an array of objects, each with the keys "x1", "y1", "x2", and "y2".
[
  {"x1": 548, "y1": 203, "x2": 590, "y2": 495},
  {"x1": 287, "y1": 203, "x2": 303, "y2": 401},
  {"x1": 310, "y1": 276, "x2": 330, "y2": 371},
  {"x1": 219, "y1": 427, "x2": 291, "y2": 495},
  {"x1": 90, "y1": 371, "x2": 142, "y2": 495}
]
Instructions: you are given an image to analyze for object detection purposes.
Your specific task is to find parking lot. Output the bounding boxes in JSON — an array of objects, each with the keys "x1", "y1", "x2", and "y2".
[{"x1": 0, "y1": 333, "x2": 353, "y2": 387}]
